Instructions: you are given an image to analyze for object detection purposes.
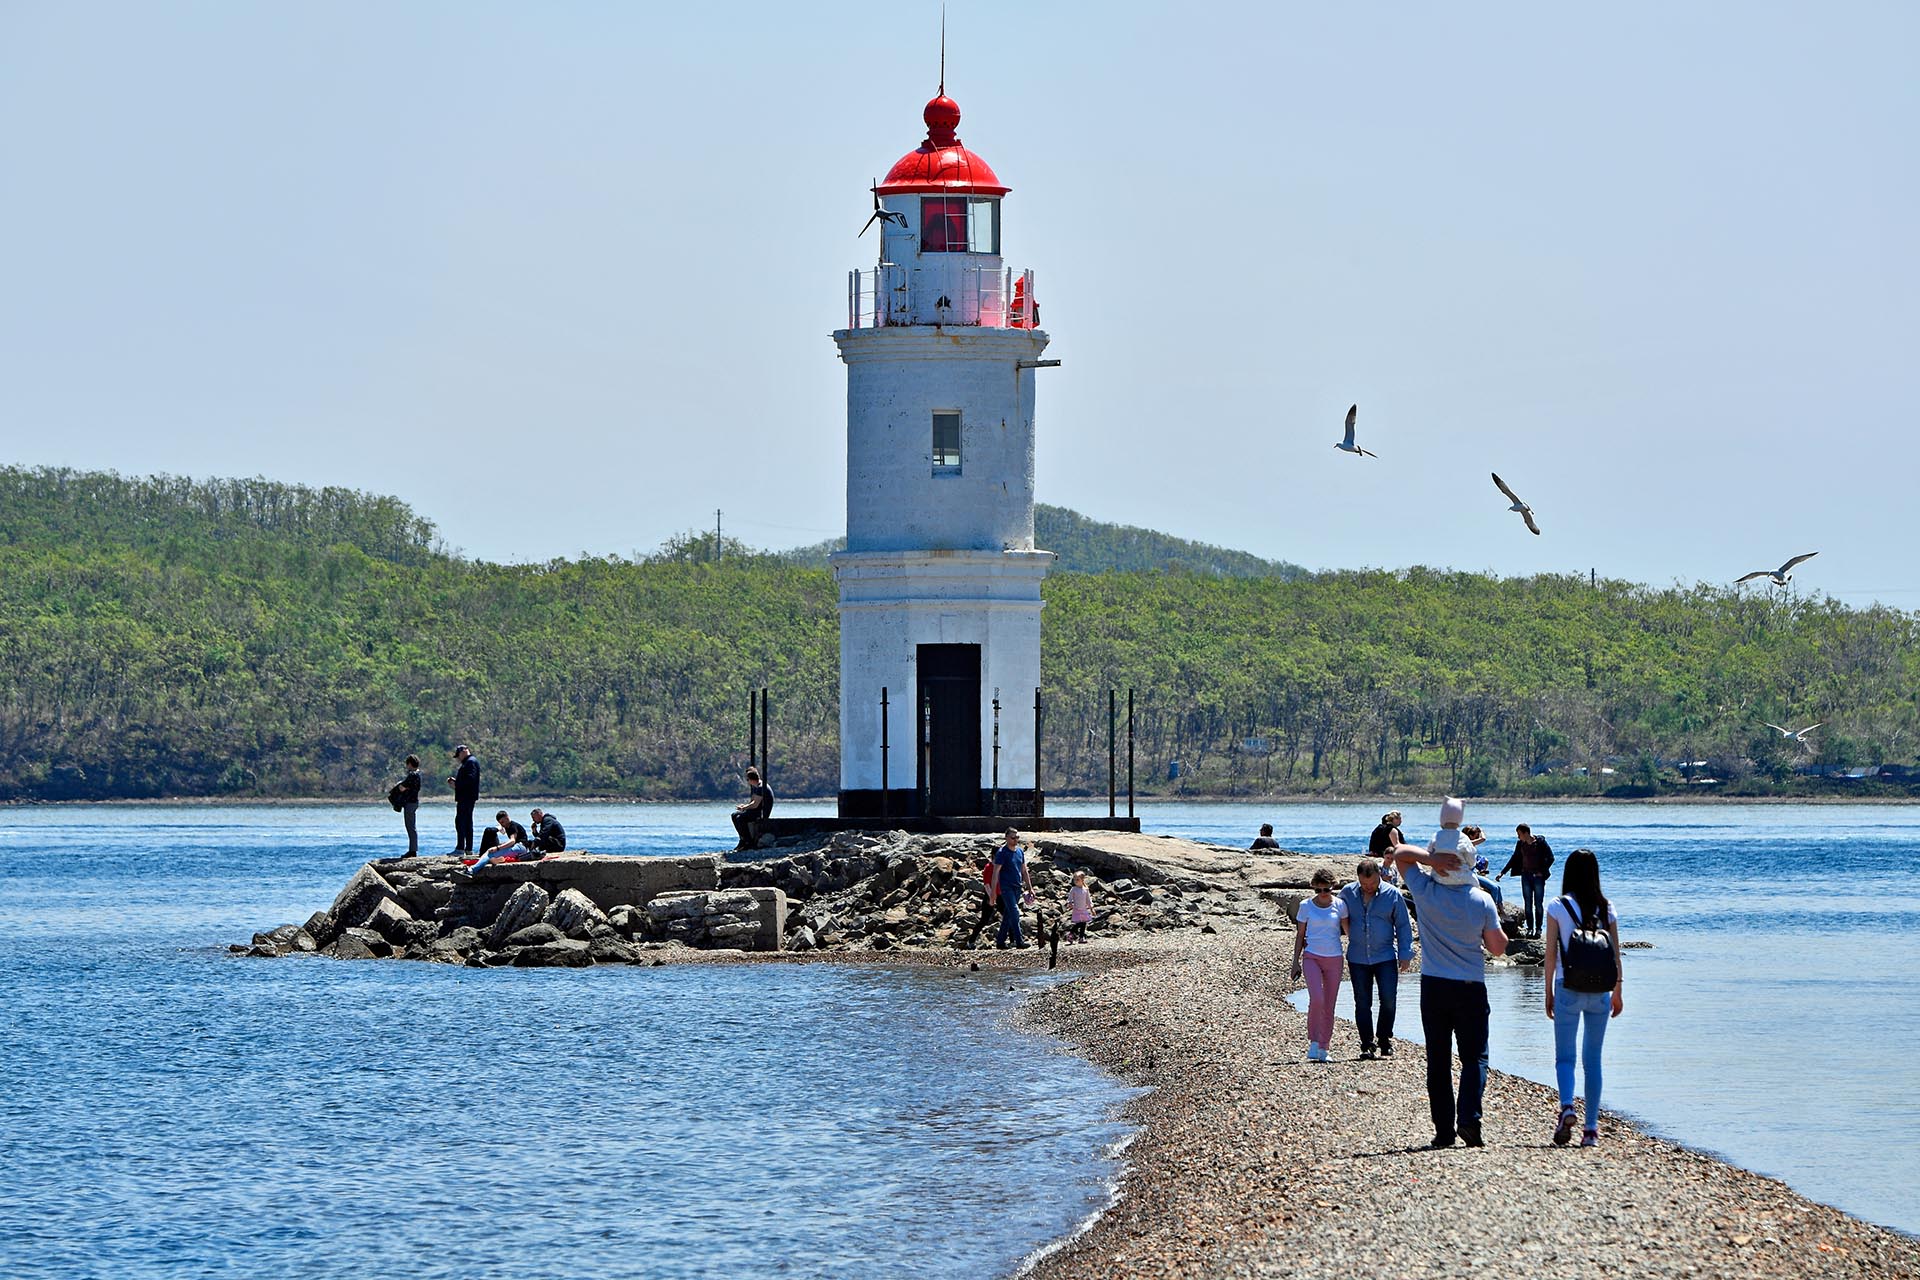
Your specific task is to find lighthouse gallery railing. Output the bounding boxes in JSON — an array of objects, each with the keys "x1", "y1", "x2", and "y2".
[{"x1": 846, "y1": 265, "x2": 1038, "y2": 330}]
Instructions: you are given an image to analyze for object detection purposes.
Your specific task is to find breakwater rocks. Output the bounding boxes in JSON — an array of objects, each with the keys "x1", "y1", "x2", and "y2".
[{"x1": 239, "y1": 831, "x2": 1362, "y2": 967}]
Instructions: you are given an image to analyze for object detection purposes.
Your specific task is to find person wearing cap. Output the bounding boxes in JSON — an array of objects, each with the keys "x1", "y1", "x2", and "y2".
[
  {"x1": 1391, "y1": 802, "x2": 1509, "y2": 1149},
  {"x1": 447, "y1": 745, "x2": 481, "y2": 855}
]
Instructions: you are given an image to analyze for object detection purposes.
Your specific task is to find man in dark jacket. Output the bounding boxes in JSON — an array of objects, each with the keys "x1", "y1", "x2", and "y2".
[
  {"x1": 527, "y1": 809, "x2": 566, "y2": 858},
  {"x1": 731, "y1": 768, "x2": 774, "y2": 851},
  {"x1": 1498, "y1": 823, "x2": 1554, "y2": 938},
  {"x1": 447, "y1": 745, "x2": 480, "y2": 854}
]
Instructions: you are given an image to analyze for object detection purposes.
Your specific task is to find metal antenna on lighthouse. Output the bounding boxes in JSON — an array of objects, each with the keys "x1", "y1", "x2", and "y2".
[{"x1": 939, "y1": 4, "x2": 945, "y2": 94}]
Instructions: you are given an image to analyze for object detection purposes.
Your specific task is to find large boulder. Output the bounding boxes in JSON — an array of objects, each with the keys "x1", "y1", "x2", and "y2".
[
  {"x1": 487, "y1": 882, "x2": 551, "y2": 949},
  {"x1": 364, "y1": 897, "x2": 417, "y2": 944},
  {"x1": 504, "y1": 922, "x2": 565, "y2": 948},
  {"x1": 324, "y1": 932, "x2": 379, "y2": 960},
  {"x1": 546, "y1": 888, "x2": 609, "y2": 940},
  {"x1": 302, "y1": 910, "x2": 341, "y2": 948},
  {"x1": 510, "y1": 938, "x2": 594, "y2": 968},
  {"x1": 330, "y1": 865, "x2": 402, "y2": 930}
]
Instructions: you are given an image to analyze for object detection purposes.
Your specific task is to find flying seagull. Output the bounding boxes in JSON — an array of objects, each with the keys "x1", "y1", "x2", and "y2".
[
  {"x1": 1764, "y1": 721, "x2": 1824, "y2": 743},
  {"x1": 1334, "y1": 404, "x2": 1377, "y2": 458},
  {"x1": 859, "y1": 184, "x2": 908, "y2": 237},
  {"x1": 1491, "y1": 473, "x2": 1541, "y2": 535},
  {"x1": 1735, "y1": 552, "x2": 1818, "y2": 588}
]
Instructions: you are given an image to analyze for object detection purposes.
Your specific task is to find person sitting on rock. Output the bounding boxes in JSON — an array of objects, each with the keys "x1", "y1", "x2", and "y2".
[{"x1": 526, "y1": 808, "x2": 566, "y2": 858}]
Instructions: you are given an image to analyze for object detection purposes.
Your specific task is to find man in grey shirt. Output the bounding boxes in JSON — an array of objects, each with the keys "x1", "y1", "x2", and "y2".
[{"x1": 1391, "y1": 840, "x2": 1509, "y2": 1148}]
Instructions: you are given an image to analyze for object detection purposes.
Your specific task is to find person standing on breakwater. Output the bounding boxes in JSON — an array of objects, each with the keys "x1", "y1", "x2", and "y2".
[
  {"x1": 394, "y1": 755, "x2": 422, "y2": 857},
  {"x1": 993, "y1": 827, "x2": 1034, "y2": 949},
  {"x1": 1543, "y1": 848, "x2": 1625, "y2": 1148},
  {"x1": 1291, "y1": 868, "x2": 1348, "y2": 1062},
  {"x1": 731, "y1": 768, "x2": 774, "y2": 852},
  {"x1": 1391, "y1": 836, "x2": 1509, "y2": 1147},
  {"x1": 447, "y1": 745, "x2": 480, "y2": 855},
  {"x1": 1369, "y1": 811, "x2": 1405, "y2": 884},
  {"x1": 1498, "y1": 823, "x2": 1555, "y2": 938},
  {"x1": 1340, "y1": 857, "x2": 1412, "y2": 1059},
  {"x1": 1250, "y1": 823, "x2": 1281, "y2": 850}
]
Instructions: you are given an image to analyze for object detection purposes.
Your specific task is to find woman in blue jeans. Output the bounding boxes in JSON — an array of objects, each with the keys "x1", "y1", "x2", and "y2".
[{"x1": 1542, "y1": 848, "x2": 1625, "y2": 1147}]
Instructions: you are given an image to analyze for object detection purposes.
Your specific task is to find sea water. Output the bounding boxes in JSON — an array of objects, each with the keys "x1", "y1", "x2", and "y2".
[
  {"x1": 0, "y1": 803, "x2": 1138, "y2": 1280},
  {"x1": 1217, "y1": 799, "x2": 1920, "y2": 1235}
]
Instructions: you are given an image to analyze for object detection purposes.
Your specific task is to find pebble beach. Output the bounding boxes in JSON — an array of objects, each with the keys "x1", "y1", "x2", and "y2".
[{"x1": 1013, "y1": 932, "x2": 1920, "y2": 1280}]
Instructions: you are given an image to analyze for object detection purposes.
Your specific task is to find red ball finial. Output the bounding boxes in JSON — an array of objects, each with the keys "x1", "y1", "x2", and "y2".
[{"x1": 923, "y1": 95, "x2": 961, "y2": 146}]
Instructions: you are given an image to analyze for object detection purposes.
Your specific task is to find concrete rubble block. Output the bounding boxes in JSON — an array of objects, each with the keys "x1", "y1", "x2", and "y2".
[
  {"x1": 483, "y1": 854, "x2": 719, "y2": 914},
  {"x1": 487, "y1": 882, "x2": 551, "y2": 949},
  {"x1": 504, "y1": 922, "x2": 565, "y2": 949},
  {"x1": 545, "y1": 888, "x2": 610, "y2": 939},
  {"x1": 511, "y1": 938, "x2": 594, "y2": 968},
  {"x1": 302, "y1": 911, "x2": 341, "y2": 948},
  {"x1": 645, "y1": 892, "x2": 711, "y2": 922},
  {"x1": 607, "y1": 904, "x2": 643, "y2": 936},
  {"x1": 363, "y1": 897, "x2": 416, "y2": 944},
  {"x1": 324, "y1": 932, "x2": 379, "y2": 961},
  {"x1": 588, "y1": 935, "x2": 641, "y2": 964},
  {"x1": 329, "y1": 864, "x2": 402, "y2": 930}
]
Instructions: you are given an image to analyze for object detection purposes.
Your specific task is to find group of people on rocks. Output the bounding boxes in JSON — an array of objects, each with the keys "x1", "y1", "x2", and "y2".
[
  {"x1": 974, "y1": 827, "x2": 1095, "y2": 950},
  {"x1": 386, "y1": 746, "x2": 567, "y2": 868},
  {"x1": 1293, "y1": 796, "x2": 1625, "y2": 1149}
]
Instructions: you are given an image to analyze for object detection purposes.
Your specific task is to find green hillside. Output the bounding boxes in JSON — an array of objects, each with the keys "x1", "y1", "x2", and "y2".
[
  {"x1": 780, "y1": 503, "x2": 1309, "y2": 578},
  {"x1": 2, "y1": 464, "x2": 1916, "y2": 803}
]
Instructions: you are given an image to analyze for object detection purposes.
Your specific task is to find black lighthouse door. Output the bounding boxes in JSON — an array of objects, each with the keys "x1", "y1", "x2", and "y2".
[{"x1": 917, "y1": 644, "x2": 981, "y2": 816}]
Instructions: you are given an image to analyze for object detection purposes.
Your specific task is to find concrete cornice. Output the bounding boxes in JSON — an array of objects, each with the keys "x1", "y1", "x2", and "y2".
[{"x1": 832, "y1": 326, "x2": 1050, "y2": 363}]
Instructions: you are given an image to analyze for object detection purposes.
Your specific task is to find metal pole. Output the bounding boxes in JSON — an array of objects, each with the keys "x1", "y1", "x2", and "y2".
[
  {"x1": 1128, "y1": 687, "x2": 1136, "y2": 820},
  {"x1": 991, "y1": 691, "x2": 1001, "y2": 817},
  {"x1": 1033, "y1": 687, "x2": 1044, "y2": 819},
  {"x1": 880, "y1": 686, "x2": 890, "y2": 817},
  {"x1": 921, "y1": 688, "x2": 932, "y2": 818},
  {"x1": 749, "y1": 689, "x2": 758, "y2": 772},
  {"x1": 760, "y1": 686, "x2": 769, "y2": 780},
  {"x1": 1108, "y1": 688, "x2": 1117, "y2": 820}
]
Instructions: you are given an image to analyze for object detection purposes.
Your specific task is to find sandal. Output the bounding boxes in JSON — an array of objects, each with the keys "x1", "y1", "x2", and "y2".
[
  {"x1": 1553, "y1": 1106, "x2": 1577, "y2": 1147},
  {"x1": 1580, "y1": 1129, "x2": 1598, "y2": 1148}
]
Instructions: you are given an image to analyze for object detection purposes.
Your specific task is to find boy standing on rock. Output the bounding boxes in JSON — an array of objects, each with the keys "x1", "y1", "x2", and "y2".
[{"x1": 1391, "y1": 838, "x2": 1509, "y2": 1148}]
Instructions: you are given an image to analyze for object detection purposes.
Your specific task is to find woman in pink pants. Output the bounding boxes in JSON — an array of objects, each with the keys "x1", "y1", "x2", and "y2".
[{"x1": 1291, "y1": 868, "x2": 1349, "y2": 1062}]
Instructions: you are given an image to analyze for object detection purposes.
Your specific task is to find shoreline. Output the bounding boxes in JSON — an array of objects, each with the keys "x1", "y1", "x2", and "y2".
[{"x1": 1003, "y1": 932, "x2": 1919, "y2": 1279}]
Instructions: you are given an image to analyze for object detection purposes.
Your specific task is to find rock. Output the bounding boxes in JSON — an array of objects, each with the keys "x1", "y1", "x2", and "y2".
[
  {"x1": 364, "y1": 897, "x2": 416, "y2": 944},
  {"x1": 511, "y1": 938, "x2": 594, "y2": 968},
  {"x1": 390, "y1": 876, "x2": 455, "y2": 919},
  {"x1": 646, "y1": 892, "x2": 710, "y2": 922},
  {"x1": 246, "y1": 942, "x2": 281, "y2": 959},
  {"x1": 587, "y1": 935, "x2": 640, "y2": 964},
  {"x1": 487, "y1": 882, "x2": 551, "y2": 948},
  {"x1": 505, "y1": 922, "x2": 565, "y2": 948},
  {"x1": 250, "y1": 931, "x2": 289, "y2": 956},
  {"x1": 546, "y1": 888, "x2": 609, "y2": 939},
  {"x1": 227, "y1": 943, "x2": 249, "y2": 953},
  {"x1": 323, "y1": 932, "x2": 378, "y2": 960},
  {"x1": 789, "y1": 926, "x2": 817, "y2": 952},
  {"x1": 303, "y1": 911, "x2": 341, "y2": 948},
  {"x1": 290, "y1": 930, "x2": 318, "y2": 954},
  {"x1": 1498, "y1": 901, "x2": 1527, "y2": 935},
  {"x1": 607, "y1": 904, "x2": 643, "y2": 936},
  {"x1": 329, "y1": 864, "x2": 402, "y2": 930}
]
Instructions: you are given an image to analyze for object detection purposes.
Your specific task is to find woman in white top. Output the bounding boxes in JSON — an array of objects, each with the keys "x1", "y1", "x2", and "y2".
[
  {"x1": 1542, "y1": 847, "x2": 1625, "y2": 1147},
  {"x1": 1291, "y1": 868, "x2": 1349, "y2": 1062}
]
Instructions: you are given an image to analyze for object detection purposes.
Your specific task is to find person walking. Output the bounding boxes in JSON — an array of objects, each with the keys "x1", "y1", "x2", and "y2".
[
  {"x1": 1498, "y1": 823, "x2": 1555, "y2": 938},
  {"x1": 992, "y1": 828, "x2": 1034, "y2": 949},
  {"x1": 1543, "y1": 848, "x2": 1625, "y2": 1148},
  {"x1": 1339, "y1": 857, "x2": 1413, "y2": 1059},
  {"x1": 1290, "y1": 868, "x2": 1348, "y2": 1062},
  {"x1": 447, "y1": 745, "x2": 480, "y2": 855},
  {"x1": 394, "y1": 755, "x2": 422, "y2": 857},
  {"x1": 1390, "y1": 838, "x2": 1509, "y2": 1147}
]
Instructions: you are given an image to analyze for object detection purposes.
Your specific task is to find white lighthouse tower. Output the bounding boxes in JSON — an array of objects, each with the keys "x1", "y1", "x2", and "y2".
[{"x1": 832, "y1": 89, "x2": 1051, "y2": 820}]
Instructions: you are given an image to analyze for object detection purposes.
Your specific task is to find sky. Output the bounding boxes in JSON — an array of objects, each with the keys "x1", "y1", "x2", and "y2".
[{"x1": 1, "y1": 2, "x2": 1915, "y2": 607}]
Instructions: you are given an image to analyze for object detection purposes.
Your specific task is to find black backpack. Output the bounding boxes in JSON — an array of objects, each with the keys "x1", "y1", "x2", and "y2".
[
  {"x1": 1558, "y1": 895, "x2": 1616, "y2": 993},
  {"x1": 386, "y1": 782, "x2": 408, "y2": 812}
]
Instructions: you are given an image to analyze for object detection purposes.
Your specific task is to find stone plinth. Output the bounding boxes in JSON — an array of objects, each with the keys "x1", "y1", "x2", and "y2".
[{"x1": 468, "y1": 854, "x2": 719, "y2": 912}]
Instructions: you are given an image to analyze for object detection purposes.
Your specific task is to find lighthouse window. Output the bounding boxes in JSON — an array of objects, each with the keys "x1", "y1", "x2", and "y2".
[
  {"x1": 919, "y1": 197, "x2": 1000, "y2": 254},
  {"x1": 932, "y1": 411, "x2": 962, "y2": 472}
]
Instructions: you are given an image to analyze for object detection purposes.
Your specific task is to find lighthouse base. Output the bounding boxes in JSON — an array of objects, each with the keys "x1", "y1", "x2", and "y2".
[
  {"x1": 759, "y1": 813, "x2": 1142, "y2": 839},
  {"x1": 837, "y1": 786, "x2": 1043, "y2": 820}
]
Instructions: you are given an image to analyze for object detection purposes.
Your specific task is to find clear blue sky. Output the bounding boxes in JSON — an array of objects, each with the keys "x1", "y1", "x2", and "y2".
[{"x1": 2, "y1": 3, "x2": 1914, "y2": 606}]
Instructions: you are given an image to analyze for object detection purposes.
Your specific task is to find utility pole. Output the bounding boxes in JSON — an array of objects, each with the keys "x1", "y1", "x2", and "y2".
[{"x1": 715, "y1": 509, "x2": 723, "y2": 562}]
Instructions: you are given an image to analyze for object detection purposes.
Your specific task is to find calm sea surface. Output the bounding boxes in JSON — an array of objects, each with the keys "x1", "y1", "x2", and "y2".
[
  {"x1": 6, "y1": 800, "x2": 1916, "y2": 1275},
  {"x1": 0, "y1": 802, "x2": 1139, "y2": 1280}
]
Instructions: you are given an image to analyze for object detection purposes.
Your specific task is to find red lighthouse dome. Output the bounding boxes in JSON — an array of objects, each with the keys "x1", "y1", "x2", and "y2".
[{"x1": 874, "y1": 94, "x2": 1009, "y2": 197}]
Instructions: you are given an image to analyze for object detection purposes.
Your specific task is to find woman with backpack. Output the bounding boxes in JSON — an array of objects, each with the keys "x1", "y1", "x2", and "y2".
[{"x1": 1542, "y1": 847, "x2": 1625, "y2": 1147}]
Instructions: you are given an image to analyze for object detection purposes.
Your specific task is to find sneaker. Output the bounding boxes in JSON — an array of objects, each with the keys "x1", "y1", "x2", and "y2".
[
  {"x1": 1580, "y1": 1129, "x2": 1598, "y2": 1148},
  {"x1": 1459, "y1": 1125, "x2": 1484, "y2": 1148},
  {"x1": 1553, "y1": 1107, "x2": 1577, "y2": 1147},
  {"x1": 1306, "y1": 1043, "x2": 1326, "y2": 1062}
]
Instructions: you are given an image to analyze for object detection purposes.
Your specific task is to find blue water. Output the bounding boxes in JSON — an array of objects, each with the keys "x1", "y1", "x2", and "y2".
[
  {"x1": 0, "y1": 803, "x2": 1138, "y2": 1280},
  {"x1": 1153, "y1": 799, "x2": 1920, "y2": 1236}
]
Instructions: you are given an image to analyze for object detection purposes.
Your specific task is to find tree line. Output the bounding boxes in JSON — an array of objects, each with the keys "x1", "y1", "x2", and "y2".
[{"x1": 2, "y1": 465, "x2": 1914, "y2": 802}]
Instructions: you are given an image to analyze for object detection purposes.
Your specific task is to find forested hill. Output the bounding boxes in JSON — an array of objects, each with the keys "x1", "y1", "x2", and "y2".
[
  {"x1": 3, "y1": 464, "x2": 1917, "y2": 803},
  {"x1": 780, "y1": 504, "x2": 1309, "y2": 578}
]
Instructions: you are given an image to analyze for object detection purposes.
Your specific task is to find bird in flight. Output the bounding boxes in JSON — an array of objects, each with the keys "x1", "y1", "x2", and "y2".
[
  {"x1": 1334, "y1": 405, "x2": 1377, "y2": 458},
  {"x1": 1491, "y1": 473, "x2": 1540, "y2": 535},
  {"x1": 1735, "y1": 552, "x2": 1818, "y2": 588},
  {"x1": 859, "y1": 185, "x2": 909, "y2": 237},
  {"x1": 1764, "y1": 721, "x2": 1824, "y2": 744}
]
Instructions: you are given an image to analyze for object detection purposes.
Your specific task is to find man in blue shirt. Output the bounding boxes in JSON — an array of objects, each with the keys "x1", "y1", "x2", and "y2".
[
  {"x1": 1339, "y1": 858, "x2": 1413, "y2": 1060},
  {"x1": 1391, "y1": 841, "x2": 1509, "y2": 1148},
  {"x1": 991, "y1": 828, "x2": 1034, "y2": 949}
]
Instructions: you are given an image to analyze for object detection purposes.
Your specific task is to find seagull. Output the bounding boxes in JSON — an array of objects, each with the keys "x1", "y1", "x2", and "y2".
[
  {"x1": 1764, "y1": 721, "x2": 1824, "y2": 743},
  {"x1": 1735, "y1": 552, "x2": 1818, "y2": 588},
  {"x1": 858, "y1": 184, "x2": 908, "y2": 237},
  {"x1": 1334, "y1": 404, "x2": 1377, "y2": 457},
  {"x1": 1491, "y1": 473, "x2": 1541, "y2": 535}
]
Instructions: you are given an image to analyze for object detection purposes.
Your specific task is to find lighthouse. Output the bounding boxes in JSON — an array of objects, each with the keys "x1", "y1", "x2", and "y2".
[{"x1": 832, "y1": 89, "x2": 1051, "y2": 821}]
